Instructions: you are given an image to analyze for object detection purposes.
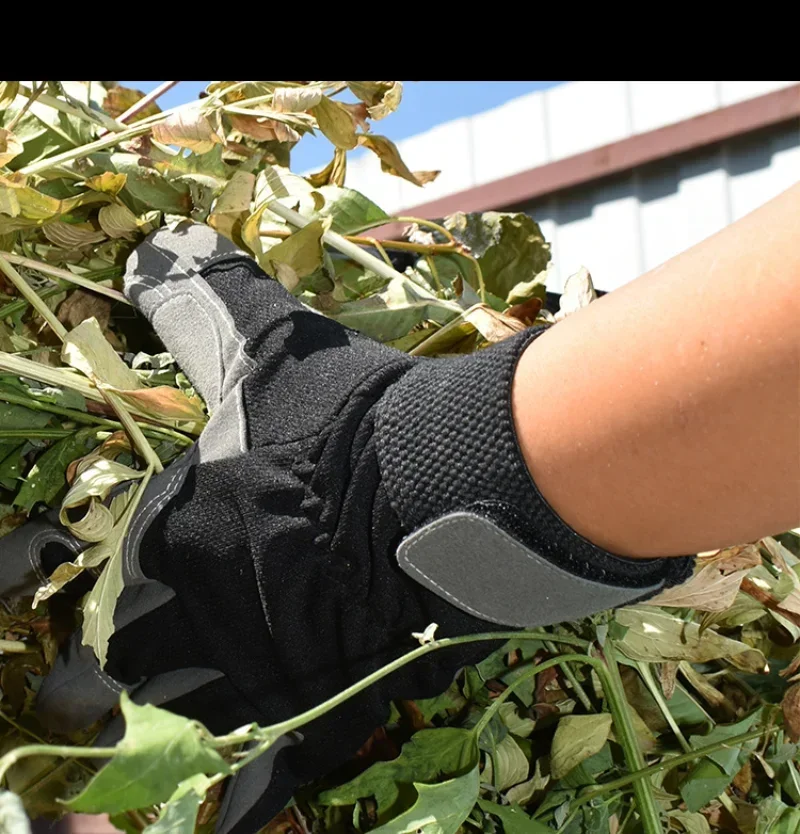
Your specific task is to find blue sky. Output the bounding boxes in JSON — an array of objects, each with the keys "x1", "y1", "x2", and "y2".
[{"x1": 121, "y1": 81, "x2": 564, "y2": 171}]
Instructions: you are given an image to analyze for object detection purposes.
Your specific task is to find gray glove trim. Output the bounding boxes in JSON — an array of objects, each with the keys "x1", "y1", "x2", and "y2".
[
  {"x1": 396, "y1": 511, "x2": 665, "y2": 627},
  {"x1": 124, "y1": 222, "x2": 255, "y2": 462}
]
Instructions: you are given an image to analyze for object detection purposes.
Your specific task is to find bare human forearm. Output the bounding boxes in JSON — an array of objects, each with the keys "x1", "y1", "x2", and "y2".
[{"x1": 512, "y1": 181, "x2": 800, "y2": 559}]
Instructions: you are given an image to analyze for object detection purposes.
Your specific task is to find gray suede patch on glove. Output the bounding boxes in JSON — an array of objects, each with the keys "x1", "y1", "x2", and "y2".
[{"x1": 397, "y1": 511, "x2": 665, "y2": 627}]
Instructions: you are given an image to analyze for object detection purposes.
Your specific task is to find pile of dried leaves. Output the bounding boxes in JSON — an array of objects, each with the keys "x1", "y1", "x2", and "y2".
[{"x1": 0, "y1": 81, "x2": 798, "y2": 834}]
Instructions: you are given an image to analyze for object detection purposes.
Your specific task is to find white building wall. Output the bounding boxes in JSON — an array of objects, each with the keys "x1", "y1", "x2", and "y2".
[{"x1": 343, "y1": 81, "x2": 800, "y2": 292}]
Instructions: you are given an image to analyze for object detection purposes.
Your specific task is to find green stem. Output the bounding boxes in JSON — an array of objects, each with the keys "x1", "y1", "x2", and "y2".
[
  {"x1": 0, "y1": 267, "x2": 123, "y2": 320},
  {"x1": 6, "y1": 83, "x2": 45, "y2": 132},
  {"x1": 544, "y1": 640, "x2": 594, "y2": 712},
  {"x1": 266, "y1": 202, "x2": 463, "y2": 318},
  {"x1": 0, "y1": 429, "x2": 75, "y2": 439},
  {"x1": 603, "y1": 647, "x2": 661, "y2": 833},
  {"x1": 16, "y1": 82, "x2": 123, "y2": 134},
  {"x1": 570, "y1": 726, "x2": 778, "y2": 812},
  {"x1": 0, "y1": 745, "x2": 118, "y2": 786},
  {"x1": 0, "y1": 353, "x2": 102, "y2": 402},
  {"x1": 0, "y1": 253, "x2": 129, "y2": 306},
  {"x1": 0, "y1": 254, "x2": 67, "y2": 341},
  {"x1": 102, "y1": 390, "x2": 163, "y2": 474},
  {"x1": 637, "y1": 660, "x2": 691, "y2": 753}
]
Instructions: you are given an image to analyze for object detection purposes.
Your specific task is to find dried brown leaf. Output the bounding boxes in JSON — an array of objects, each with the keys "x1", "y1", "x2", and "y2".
[
  {"x1": 358, "y1": 134, "x2": 438, "y2": 186},
  {"x1": 58, "y1": 290, "x2": 113, "y2": 333},
  {"x1": 463, "y1": 304, "x2": 526, "y2": 343},
  {"x1": 272, "y1": 86, "x2": 324, "y2": 113},
  {"x1": 103, "y1": 86, "x2": 162, "y2": 121},
  {"x1": 781, "y1": 683, "x2": 800, "y2": 741},
  {"x1": 647, "y1": 561, "x2": 753, "y2": 612},
  {"x1": 342, "y1": 102, "x2": 370, "y2": 132},
  {"x1": 0, "y1": 128, "x2": 23, "y2": 167},
  {"x1": 152, "y1": 107, "x2": 222, "y2": 154},
  {"x1": 700, "y1": 543, "x2": 762, "y2": 573},
  {"x1": 659, "y1": 661, "x2": 679, "y2": 700},
  {"x1": 347, "y1": 81, "x2": 402, "y2": 120},
  {"x1": 228, "y1": 113, "x2": 300, "y2": 143},
  {"x1": 305, "y1": 149, "x2": 347, "y2": 188}
]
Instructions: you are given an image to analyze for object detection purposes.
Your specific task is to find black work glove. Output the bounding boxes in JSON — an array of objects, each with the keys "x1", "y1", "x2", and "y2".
[{"x1": 0, "y1": 223, "x2": 693, "y2": 834}]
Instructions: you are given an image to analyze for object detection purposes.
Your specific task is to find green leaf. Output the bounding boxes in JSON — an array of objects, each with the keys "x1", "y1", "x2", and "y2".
[
  {"x1": 614, "y1": 608, "x2": 768, "y2": 673},
  {"x1": 330, "y1": 275, "x2": 459, "y2": 342},
  {"x1": 477, "y1": 799, "x2": 551, "y2": 834},
  {"x1": 0, "y1": 399, "x2": 52, "y2": 430},
  {"x1": 443, "y1": 212, "x2": 551, "y2": 301},
  {"x1": 368, "y1": 766, "x2": 479, "y2": 834},
  {"x1": 67, "y1": 693, "x2": 229, "y2": 814},
  {"x1": 498, "y1": 702, "x2": 535, "y2": 739},
  {"x1": 756, "y1": 796, "x2": 800, "y2": 833},
  {"x1": 679, "y1": 759, "x2": 731, "y2": 812},
  {"x1": 669, "y1": 810, "x2": 712, "y2": 834},
  {"x1": 549, "y1": 714, "x2": 613, "y2": 780},
  {"x1": 318, "y1": 728, "x2": 477, "y2": 817},
  {"x1": 0, "y1": 790, "x2": 31, "y2": 834},
  {"x1": 484, "y1": 735, "x2": 529, "y2": 791},
  {"x1": 14, "y1": 427, "x2": 99, "y2": 510},
  {"x1": 143, "y1": 774, "x2": 211, "y2": 834},
  {"x1": 688, "y1": 709, "x2": 763, "y2": 776},
  {"x1": 315, "y1": 186, "x2": 390, "y2": 235}
]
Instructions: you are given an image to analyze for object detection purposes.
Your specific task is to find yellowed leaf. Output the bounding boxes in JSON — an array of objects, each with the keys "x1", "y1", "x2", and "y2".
[
  {"x1": 782, "y1": 684, "x2": 800, "y2": 742},
  {"x1": 304, "y1": 149, "x2": 347, "y2": 188},
  {"x1": 62, "y1": 317, "x2": 142, "y2": 390},
  {"x1": 264, "y1": 219, "x2": 329, "y2": 289},
  {"x1": 83, "y1": 172, "x2": 128, "y2": 196},
  {"x1": 152, "y1": 107, "x2": 222, "y2": 154},
  {"x1": 0, "y1": 128, "x2": 23, "y2": 167},
  {"x1": 108, "y1": 385, "x2": 207, "y2": 423},
  {"x1": 313, "y1": 96, "x2": 358, "y2": 150},
  {"x1": 347, "y1": 81, "x2": 403, "y2": 120},
  {"x1": 43, "y1": 220, "x2": 106, "y2": 249},
  {"x1": 208, "y1": 170, "x2": 256, "y2": 239},
  {"x1": 357, "y1": 135, "x2": 439, "y2": 186}
]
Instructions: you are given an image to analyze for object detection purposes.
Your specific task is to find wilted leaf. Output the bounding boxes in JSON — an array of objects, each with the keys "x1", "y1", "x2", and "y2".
[
  {"x1": 272, "y1": 85, "x2": 325, "y2": 113},
  {"x1": 347, "y1": 82, "x2": 403, "y2": 120},
  {"x1": 0, "y1": 175, "x2": 110, "y2": 232},
  {"x1": 678, "y1": 662, "x2": 731, "y2": 710},
  {"x1": 648, "y1": 561, "x2": 755, "y2": 612},
  {"x1": 0, "y1": 82, "x2": 20, "y2": 111},
  {"x1": 498, "y1": 701, "x2": 535, "y2": 738},
  {"x1": 615, "y1": 608, "x2": 768, "y2": 673},
  {"x1": 264, "y1": 219, "x2": 328, "y2": 291},
  {"x1": 228, "y1": 113, "x2": 300, "y2": 144},
  {"x1": 312, "y1": 96, "x2": 358, "y2": 150},
  {"x1": 477, "y1": 799, "x2": 551, "y2": 834},
  {"x1": 0, "y1": 129, "x2": 23, "y2": 167},
  {"x1": 208, "y1": 170, "x2": 256, "y2": 239},
  {"x1": 103, "y1": 86, "x2": 162, "y2": 121},
  {"x1": 463, "y1": 304, "x2": 526, "y2": 343},
  {"x1": 368, "y1": 767, "x2": 479, "y2": 834},
  {"x1": 109, "y1": 385, "x2": 207, "y2": 424},
  {"x1": 83, "y1": 172, "x2": 128, "y2": 196},
  {"x1": 550, "y1": 714, "x2": 613, "y2": 780},
  {"x1": 781, "y1": 684, "x2": 800, "y2": 742},
  {"x1": 14, "y1": 427, "x2": 99, "y2": 510},
  {"x1": 555, "y1": 267, "x2": 596, "y2": 321},
  {"x1": 67, "y1": 692, "x2": 229, "y2": 813},
  {"x1": 98, "y1": 204, "x2": 140, "y2": 240},
  {"x1": 0, "y1": 790, "x2": 31, "y2": 834},
  {"x1": 669, "y1": 810, "x2": 712, "y2": 834},
  {"x1": 318, "y1": 728, "x2": 476, "y2": 817},
  {"x1": 331, "y1": 275, "x2": 459, "y2": 342},
  {"x1": 358, "y1": 135, "x2": 439, "y2": 187},
  {"x1": 444, "y1": 212, "x2": 551, "y2": 301},
  {"x1": 58, "y1": 290, "x2": 113, "y2": 333},
  {"x1": 305, "y1": 150, "x2": 347, "y2": 189},
  {"x1": 152, "y1": 107, "x2": 222, "y2": 154},
  {"x1": 43, "y1": 221, "x2": 107, "y2": 249},
  {"x1": 145, "y1": 774, "x2": 211, "y2": 834},
  {"x1": 62, "y1": 317, "x2": 142, "y2": 390}
]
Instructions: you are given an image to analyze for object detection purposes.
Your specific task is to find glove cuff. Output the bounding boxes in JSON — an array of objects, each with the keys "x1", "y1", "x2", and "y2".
[{"x1": 375, "y1": 327, "x2": 694, "y2": 627}]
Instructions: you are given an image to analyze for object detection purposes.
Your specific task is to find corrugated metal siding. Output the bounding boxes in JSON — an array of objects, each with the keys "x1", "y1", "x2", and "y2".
[{"x1": 528, "y1": 118, "x2": 800, "y2": 292}]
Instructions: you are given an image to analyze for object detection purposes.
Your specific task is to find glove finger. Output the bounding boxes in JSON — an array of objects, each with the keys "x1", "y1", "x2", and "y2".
[
  {"x1": 0, "y1": 509, "x2": 83, "y2": 598},
  {"x1": 36, "y1": 630, "x2": 131, "y2": 733},
  {"x1": 215, "y1": 735, "x2": 301, "y2": 834},
  {"x1": 123, "y1": 221, "x2": 304, "y2": 412}
]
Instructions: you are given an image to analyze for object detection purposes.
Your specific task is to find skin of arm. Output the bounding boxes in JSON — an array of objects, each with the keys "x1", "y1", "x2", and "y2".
[{"x1": 511, "y1": 181, "x2": 800, "y2": 559}]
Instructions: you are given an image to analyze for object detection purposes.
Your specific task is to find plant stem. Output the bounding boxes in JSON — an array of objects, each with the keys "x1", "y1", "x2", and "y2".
[
  {"x1": 544, "y1": 639, "x2": 594, "y2": 712},
  {"x1": 0, "y1": 745, "x2": 119, "y2": 786},
  {"x1": 0, "y1": 353, "x2": 104, "y2": 402},
  {"x1": 570, "y1": 726, "x2": 779, "y2": 812},
  {"x1": 637, "y1": 660, "x2": 691, "y2": 753},
  {"x1": 0, "y1": 429, "x2": 75, "y2": 439},
  {"x1": 0, "y1": 254, "x2": 67, "y2": 341},
  {"x1": 0, "y1": 253, "x2": 128, "y2": 306},
  {"x1": 266, "y1": 202, "x2": 463, "y2": 316},
  {"x1": 6, "y1": 83, "x2": 45, "y2": 132},
  {"x1": 101, "y1": 390, "x2": 163, "y2": 474},
  {"x1": 395, "y1": 216, "x2": 458, "y2": 245},
  {"x1": 259, "y1": 228, "x2": 460, "y2": 255},
  {"x1": 15, "y1": 83, "x2": 122, "y2": 134},
  {"x1": 0, "y1": 267, "x2": 123, "y2": 320},
  {"x1": 117, "y1": 81, "x2": 179, "y2": 125}
]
